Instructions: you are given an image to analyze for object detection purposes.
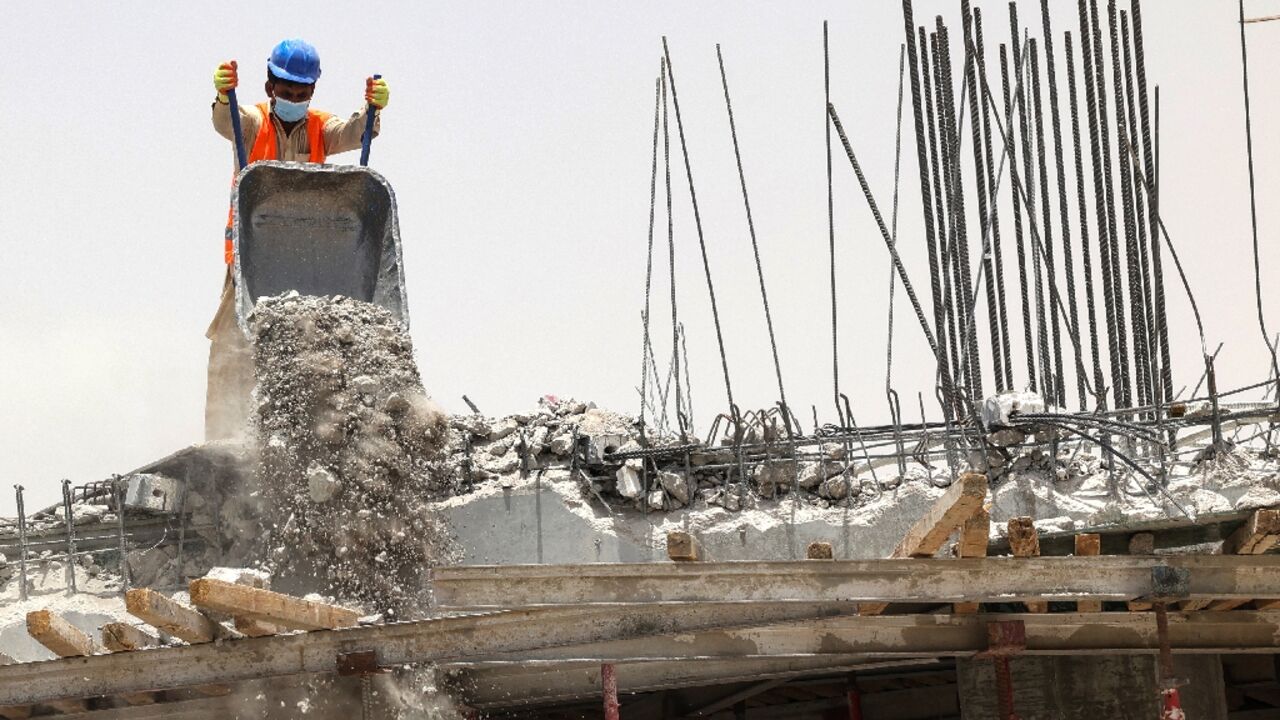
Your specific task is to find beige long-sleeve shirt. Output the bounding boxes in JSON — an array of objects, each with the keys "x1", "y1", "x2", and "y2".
[{"x1": 212, "y1": 97, "x2": 380, "y2": 171}]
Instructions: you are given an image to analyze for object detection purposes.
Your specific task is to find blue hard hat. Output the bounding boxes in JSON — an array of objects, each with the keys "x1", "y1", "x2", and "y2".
[{"x1": 267, "y1": 38, "x2": 321, "y2": 84}]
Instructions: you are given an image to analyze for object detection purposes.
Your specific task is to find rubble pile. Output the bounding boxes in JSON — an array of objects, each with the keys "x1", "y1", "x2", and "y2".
[{"x1": 250, "y1": 294, "x2": 456, "y2": 616}]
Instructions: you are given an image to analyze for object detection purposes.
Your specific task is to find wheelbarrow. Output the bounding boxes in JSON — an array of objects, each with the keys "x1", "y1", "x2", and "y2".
[
  {"x1": 229, "y1": 161, "x2": 408, "y2": 333},
  {"x1": 224, "y1": 79, "x2": 408, "y2": 333}
]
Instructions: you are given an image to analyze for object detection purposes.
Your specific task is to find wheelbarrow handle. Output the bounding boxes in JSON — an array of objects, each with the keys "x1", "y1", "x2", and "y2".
[
  {"x1": 227, "y1": 88, "x2": 248, "y2": 171},
  {"x1": 360, "y1": 73, "x2": 381, "y2": 167}
]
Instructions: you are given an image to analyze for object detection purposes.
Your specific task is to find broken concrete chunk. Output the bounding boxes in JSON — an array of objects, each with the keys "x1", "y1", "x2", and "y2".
[
  {"x1": 548, "y1": 431, "x2": 575, "y2": 456},
  {"x1": 306, "y1": 464, "x2": 341, "y2": 503},
  {"x1": 615, "y1": 465, "x2": 644, "y2": 498},
  {"x1": 819, "y1": 476, "x2": 849, "y2": 501},
  {"x1": 988, "y1": 428, "x2": 1026, "y2": 448},
  {"x1": 980, "y1": 391, "x2": 1046, "y2": 428},
  {"x1": 646, "y1": 488, "x2": 666, "y2": 510},
  {"x1": 658, "y1": 472, "x2": 689, "y2": 504},
  {"x1": 489, "y1": 418, "x2": 519, "y2": 441},
  {"x1": 752, "y1": 461, "x2": 792, "y2": 497}
]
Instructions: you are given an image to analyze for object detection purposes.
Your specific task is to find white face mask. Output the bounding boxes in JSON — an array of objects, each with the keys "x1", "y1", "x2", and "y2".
[{"x1": 274, "y1": 97, "x2": 310, "y2": 122}]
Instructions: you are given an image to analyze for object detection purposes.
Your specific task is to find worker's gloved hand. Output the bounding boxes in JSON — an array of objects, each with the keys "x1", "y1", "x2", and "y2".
[
  {"x1": 365, "y1": 76, "x2": 389, "y2": 109},
  {"x1": 214, "y1": 60, "x2": 239, "y2": 103}
]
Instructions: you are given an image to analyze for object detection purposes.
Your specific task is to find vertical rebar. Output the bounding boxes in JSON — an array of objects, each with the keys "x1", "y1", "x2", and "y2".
[
  {"x1": 931, "y1": 32, "x2": 962, "y2": 409},
  {"x1": 1064, "y1": 31, "x2": 1106, "y2": 410},
  {"x1": 902, "y1": 1, "x2": 954, "y2": 417},
  {"x1": 1108, "y1": 0, "x2": 1152, "y2": 414},
  {"x1": 661, "y1": 59, "x2": 684, "y2": 441},
  {"x1": 1001, "y1": 39, "x2": 1036, "y2": 393},
  {"x1": 974, "y1": 10, "x2": 1015, "y2": 392},
  {"x1": 963, "y1": 1, "x2": 1004, "y2": 395},
  {"x1": 1029, "y1": 40, "x2": 1064, "y2": 407},
  {"x1": 1041, "y1": 0, "x2": 1086, "y2": 410},
  {"x1": 15, "y1": 484, "x2": 29, "y2": 602},
  {"x1": 1131, "y1": 0, "x2": 1173, "y2": 405},
  {"x1": 1090, "y1": 0, "x2": 1132, "y2": 408},
  {"x1": 1013, "y1": 16, "x2": 1051, "y2": 399},
  {"x1": 926, "y1": 30, "x2": 962, "y2": 407},
  {"x1": 662, "y1": 38, "x2": 737, "y2": 415},
  {"x1": 1120, "y1": 10, "x2": 1160, "y2": 418},
  {"x1": 61, "y1": 479, "x2": 77, "y2": 594},
  {"x1": 1077, "y1": 0, "x2": 1120, "y2": 411},
  {"x1": 639, "y1": 70, "x2": 661, "y2": 432},
  {"x1": 826, "y1": 22, "x2": 842, "y2": 420},
  {"x1": 938, "y1": 19, "x2": 984, "y2": 402}
]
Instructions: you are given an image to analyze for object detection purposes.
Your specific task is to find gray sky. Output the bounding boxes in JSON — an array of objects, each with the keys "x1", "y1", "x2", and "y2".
[{"x1": 3, "y1": 0, "x2": 1280, "y2": 514}]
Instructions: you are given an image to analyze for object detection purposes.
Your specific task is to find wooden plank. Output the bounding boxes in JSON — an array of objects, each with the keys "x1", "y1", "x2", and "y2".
[
  {"x1": 892, "y1": 473, "x2": 988, "y2": 558},
  {"x1": 956, "y1": 507, "x2": 991, "y2": 559},
  {"x1": 44, "y1": 699, "x2": 89, "y2": 714},
  {"x1": 1008, "y1": 518, "x2": 1047, "y2": 613},
  {"x1": 101, "y1": 623, "x2": 159, "y2": 653},
  {"x1": 1207, "y1": 599, "x2": 1252, "y2": 612},
  {"x1": 118, "y1": 693, "x2": 158, "y2": 706},
  {"x1": 1255, "y1": 599, "x2": 1280, "y2": 611},
  {"x1": 1074, "y1": 534, "x2": 1102, "y2": 613},
  {"x1": 1223, "y1": 509, "x2": 1280, "y2": 555},
  {"x1": 863, "y1": 473, "x2": 987, "y2": 616},
  {"x1": 0, "y1": 706, "x2": 31, "y2": 720},
  {"x1": 189, "y1": 579, "x2": 359, "y2": 631},
  {"x1": 125, "y1": 589, "x2": 219, "y2": 645},
  {"x1": 667, "y1": 531, "x2": 698, "y2": 562},
  {"x1": 234, "y1": 616, "x2": 280, "y2": 638},
  {"x1": 954, "y1": 507, "x2": 990, "y2": 615},
  {"x1": 26, "y1": 610, "x2": 97, "y2": 658},
  {"x1": 1182, "y1": 598, "x2": 1214, "y2": 612}
]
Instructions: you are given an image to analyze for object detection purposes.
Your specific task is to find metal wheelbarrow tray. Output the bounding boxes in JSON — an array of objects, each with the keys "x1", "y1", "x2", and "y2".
[{"x1": 230, "y1": 161, "x2": 409, "y2": 332}]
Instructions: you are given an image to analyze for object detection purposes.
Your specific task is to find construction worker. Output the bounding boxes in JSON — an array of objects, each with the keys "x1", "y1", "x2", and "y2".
[{"x1": 205, "y1": 39, "x2": 390, "y2": 441}]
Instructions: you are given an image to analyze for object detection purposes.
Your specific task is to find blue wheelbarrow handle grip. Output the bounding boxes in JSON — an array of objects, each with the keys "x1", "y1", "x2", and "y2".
[
  {"x1": 228, "y1": 88, "x2": 248, "y2": 171},
  {"x1": 360, "y1": 73, "x2": 381, "y2": 167}
]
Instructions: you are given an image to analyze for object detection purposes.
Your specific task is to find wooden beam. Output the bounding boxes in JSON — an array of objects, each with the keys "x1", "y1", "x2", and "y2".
[
  {"x1": 234, "y1": 616, "x2": 281, "y2": 638},
  {"x1": 1255, "y1": 599, "x2": 1280, "y2": 611},
  {"x1": 189, "y1": 579, "x2": 359, "y2": 631},
  {"x1": 863, "y1": 473, "x2": 987, "y2": 616},
  {"x1": 1182, "y1": 598, "x2": 1214, "y2": 612},
  {"x1": 1008, "y1": 518, "x2": 1047, "y2": 613},
  {"x1": 1074, "y1": 534, "x2": 1102, "y2": 612},
  {"x1": 1224, "y1": 509, "x2": 1280, "y2": 555},
  {"x1": 667, "y1": 531, "x2": 699, "y2": 562},
  {"x1": 101, "y1": 623, "x2": 159, "y2": 653},
  {"x1": 26, "y1": 610, "x2": 97, "y2": 658},
  {"x1": 1207, "y1": 598, "x2": 1252, "y2": 612},
  {"x1": 118, "y1": 693, "x2": 158, "y2": 706},
  {"x1": 432, "y1": 555, "x2": 1280, "y2": 608},
  {"x1": 954, "y1": 507, "x2": 991, "y2": 615},
  {"x1": 892, "y1": 473, "x2": 988, "y2": 558},
  {"x1": 125, "y1": 589, "x2": 219, "y2": 645},
  {"x1": 0, "y1": 706, "x2": 31, "y2": 720}
]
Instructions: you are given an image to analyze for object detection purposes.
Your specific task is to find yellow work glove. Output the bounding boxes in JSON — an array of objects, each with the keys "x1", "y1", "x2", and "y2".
[
  {"x1": 214, "y1": 60, "x2": 239, "y2": 103},
  {"x1": 365, "y1": 76, "x2": 389, "y2": 109}
]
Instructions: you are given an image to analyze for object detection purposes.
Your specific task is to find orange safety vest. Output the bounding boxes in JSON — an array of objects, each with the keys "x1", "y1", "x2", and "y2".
[{"x1": 224, "y1": 102, "x2": 334, "y2": 264}]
